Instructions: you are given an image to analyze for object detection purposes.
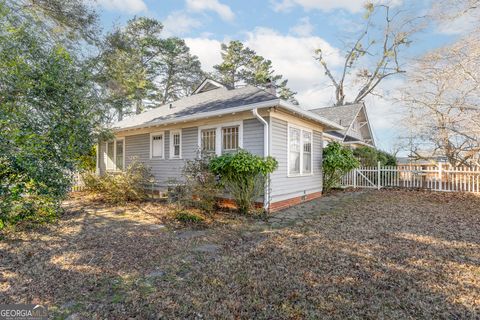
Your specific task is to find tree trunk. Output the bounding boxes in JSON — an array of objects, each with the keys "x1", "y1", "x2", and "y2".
[{"x1": 135, "y1": 99, "x2": 142, "y2": 114}]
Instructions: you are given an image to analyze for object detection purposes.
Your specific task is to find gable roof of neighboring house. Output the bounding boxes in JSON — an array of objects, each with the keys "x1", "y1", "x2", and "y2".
[
  {"x1": 310, "y1": 103, "x2": 363, "y2": 135},
  {"x1": 309, "y1": 102, "x2": 375, "y2": 147},
  {"x1": 113, "y1": 80, "x2": 343, "y2": 132}
]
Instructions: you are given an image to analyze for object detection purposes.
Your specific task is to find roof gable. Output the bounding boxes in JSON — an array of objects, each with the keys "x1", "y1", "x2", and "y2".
[
  {"x1": 310, "y1": 103, "x2": 375, "y2": 147},
  {"x1": 193, "y1": 78, "x2": 226, "y2": 94}
]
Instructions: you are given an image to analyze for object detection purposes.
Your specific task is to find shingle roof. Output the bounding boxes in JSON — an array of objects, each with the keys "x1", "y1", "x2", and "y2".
[
  {"x1": 309, "y1": 103, "x2": 363, "y2": 132},
  {"x1": 114, "y1": 86, "x2": 277, "y2": 130}
]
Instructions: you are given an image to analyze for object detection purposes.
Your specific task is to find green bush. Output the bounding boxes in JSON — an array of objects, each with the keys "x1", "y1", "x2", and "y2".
[
  {"x1": 323, "y1": 142, "x2": 360, "y2": 192},
  {"x1": 353, "y1": 146, "x2": 396, "y2": 166},
  {"x1": 83, "y1": 159, "x2": 154, "y2": 204},
  {"x1": 210, "y1": 150, "x2": 278, "y2": 214},
  {"x1": 175, "y1": 210, "x2": 204, "y2": 223}
]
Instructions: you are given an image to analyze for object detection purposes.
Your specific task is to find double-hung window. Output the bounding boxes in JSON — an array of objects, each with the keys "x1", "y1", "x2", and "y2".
[
  {"x1": 105, "y1": 139, "x2": 125, "y2": 171},
  {"x1": 201, "y1": 128, "x2": 216, "y2": 154},
  {"x1": 288, "y1": 124, "x2": 313, "y2": 176},
  {"x1": 222, "y1": 126, "x2": 239, "y2": 153},
  {"x1": 199, "y1": 122, "x2": 242, "y2": 156},
  {"x1": 170, "y1": 130, "x2": 182, "y2": 159},
  {"x1": 150, "y1": 132, "x2": 164, "y2": 159}
]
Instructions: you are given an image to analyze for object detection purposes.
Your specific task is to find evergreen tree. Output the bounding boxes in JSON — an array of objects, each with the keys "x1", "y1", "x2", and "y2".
[{"x1": 214, "y1": 40, "x2": 297, "y2": 103}]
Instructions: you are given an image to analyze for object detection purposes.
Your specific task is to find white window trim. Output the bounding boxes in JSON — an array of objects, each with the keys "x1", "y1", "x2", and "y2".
[
  {"x1": 287, "y1": 123, "x2": 314, "y2": 177},
  {"x1": 169, "y1": 130, "x2": 182, "y2": 159},
  {"x1": 150, "y1": 131, "x2": 165, "y2": 159},
  {"x1": 105, "y1": 138, "x2": 125, "y2": 172},
  {"x1": 197, "y1": 121, "x2": 243, "y2": 156}
]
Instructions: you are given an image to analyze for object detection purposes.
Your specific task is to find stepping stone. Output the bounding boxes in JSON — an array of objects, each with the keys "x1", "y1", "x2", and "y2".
[
  {"x1": 192, "y1": 244, "x2": 220, "y2": 253},
  {"x1": 146, "y1": 270, "x2": 166, "y2": 278},
  {"x1": 176, "y1": 230, "x2": 207, "y2": 239},
  {"x1": 148, "y1": 224, "x2": 166, "y2": 231}
]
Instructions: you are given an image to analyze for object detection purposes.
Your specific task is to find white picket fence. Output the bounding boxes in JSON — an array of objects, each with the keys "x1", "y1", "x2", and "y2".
[{"x1": 341, "y1": 162, "x2": 480, "y2": 193}]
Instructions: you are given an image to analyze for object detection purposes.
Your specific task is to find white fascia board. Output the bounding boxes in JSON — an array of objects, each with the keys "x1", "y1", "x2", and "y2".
[
  {"x1": 278, "y1": 101, "x2": 344, "y2": 131},
  {"x1": 112, "y1": 99, "x2": 281, "y2": 133}
]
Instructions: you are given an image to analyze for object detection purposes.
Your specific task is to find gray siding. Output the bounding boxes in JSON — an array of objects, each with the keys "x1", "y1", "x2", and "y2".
[
  {"x1": 99, "y1": 119, "x2": 264, "y2": 189},
  {"x1": 269, "y1": 117, "x2": 323, "y2": 203},
  {"x1": 243, "y1": 118, "x2": 264, "y2": 156}
]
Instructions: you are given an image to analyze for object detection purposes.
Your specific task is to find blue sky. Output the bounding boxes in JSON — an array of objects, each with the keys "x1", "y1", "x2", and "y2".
[{"x1": 95, "y1": 0, "x2": 469, "y2": 152}]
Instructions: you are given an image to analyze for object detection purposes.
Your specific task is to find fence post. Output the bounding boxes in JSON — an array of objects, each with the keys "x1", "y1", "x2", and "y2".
[
  {"x1": 438, "y1": 163, "x2": 442, "y2": 191},
  {"x1": 353, "y1": 169, "x2": 357, "y2": 188},
  {"x1": 377, "y1": 161, "x2": 381, "y2": 190}
]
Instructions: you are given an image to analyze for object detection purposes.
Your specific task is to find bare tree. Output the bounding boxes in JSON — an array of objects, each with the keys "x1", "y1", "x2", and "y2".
[
  {"x1": 399, "y1": 35, "x2": 480, "y2": 167},
  {"x1": 432, "y1": 0, "x2": 480, "y2": 21},
  {"x1": 315, "y1": 2, "x2": 424, "y2": 106}
]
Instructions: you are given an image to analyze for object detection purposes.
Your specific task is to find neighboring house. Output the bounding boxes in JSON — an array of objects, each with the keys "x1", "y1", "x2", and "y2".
[
  {"x1": 310, "y1": 103, "x2": 375, "y2": 149},
  {"x1": 97, "y1": 79, "x2": 342, "y2": 212}
]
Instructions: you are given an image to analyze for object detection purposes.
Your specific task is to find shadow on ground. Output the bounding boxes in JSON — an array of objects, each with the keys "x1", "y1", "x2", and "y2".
[{"x1": 0, "y1": 190, "x2": 479, "y2": 319}]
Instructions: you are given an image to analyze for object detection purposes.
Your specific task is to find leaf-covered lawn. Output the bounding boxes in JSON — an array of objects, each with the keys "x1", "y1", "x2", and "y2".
[{"x1": 1, "y1": 190, "x2": 479, "y2": 319}]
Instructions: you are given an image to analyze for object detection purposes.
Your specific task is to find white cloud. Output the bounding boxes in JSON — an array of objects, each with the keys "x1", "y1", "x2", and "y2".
[
  {"x1": 186, "y1": 0, "x2": 235, "y2": 21},
  {"x1": 436, "y1": 13, "x2": 479, "y2": 35},
  {"x1": 97, "y1": 0, "x2": 147, "y2": 13},
  {"x1": 244, "y1": 27, "x2": 343, "y2": 108},
  {"x1": 185, "y1": 27, "x2": 401, "y2": 149},
  {"x1": 289, "y1": 17, "x2": 314, "y2": 36},
  {"x1": 271, "y1": 0, "x2": 365, "y2": 13},
  {"x1": 271, "y1": 0, "x2": 403, "y2": 13},
  {"x1": 185, "y1": 37, "x2": 223, "y2": 71},
  {"x1": 163, "y1": 12, "x2": 202, "y2": 37}
]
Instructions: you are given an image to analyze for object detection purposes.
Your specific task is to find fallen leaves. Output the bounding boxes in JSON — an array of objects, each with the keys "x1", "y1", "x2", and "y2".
[{"x1": 0, "y1": 190, "x2": 479, "y2": 318}]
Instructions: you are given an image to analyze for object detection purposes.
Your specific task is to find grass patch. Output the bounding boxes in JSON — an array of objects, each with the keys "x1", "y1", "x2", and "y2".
[{"x1": 174, "y1": 210, "x2": 205, "y2": 223}]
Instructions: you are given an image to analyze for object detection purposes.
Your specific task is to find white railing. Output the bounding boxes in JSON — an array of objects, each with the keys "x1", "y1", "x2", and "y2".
[{"x1": 341, "y1": 162, "x2": 480, "y2": 193}]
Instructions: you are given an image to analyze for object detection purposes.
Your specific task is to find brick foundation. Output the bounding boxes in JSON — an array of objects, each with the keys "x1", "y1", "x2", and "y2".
[{"x1": 268, "y1": 191, "x2": 322, "y2": 212}]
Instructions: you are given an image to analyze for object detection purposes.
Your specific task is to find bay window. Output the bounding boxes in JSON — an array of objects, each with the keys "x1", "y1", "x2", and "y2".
[{"x1": 288, "y1": 124, "x2": 313, "y2": 176}]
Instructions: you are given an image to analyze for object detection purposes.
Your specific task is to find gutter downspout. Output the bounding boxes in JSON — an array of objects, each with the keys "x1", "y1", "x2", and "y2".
[{"x1": 252, "y1": 108, "x2": 270, "y2": 211}]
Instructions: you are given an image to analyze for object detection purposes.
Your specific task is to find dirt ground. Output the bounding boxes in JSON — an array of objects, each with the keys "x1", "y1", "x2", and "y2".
[{"x1": 1, "y1": 190, "x2": 479, "y2": 319}]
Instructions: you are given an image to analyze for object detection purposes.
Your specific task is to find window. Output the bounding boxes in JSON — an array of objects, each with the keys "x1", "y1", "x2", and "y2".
[
  {"x1": 198, "y1": 122, "x2": 243, "y2": 156},
  {"x1": 289, "y1": 127, "x2": 301, "y2": 174},
  {"x1": 150, "y1": 132, "x2": 164, "y2": 158},
  {"x1": 222, "y1": 126, "x2": 239, "y2": 152},
  {"x1": 105, "y1": 139, "x2": 124, "y2": 171},
  {"x1": 288, "y1": 125, "x2": 313, "y2": 176},
  {"x1": 170, "y1": 130, "x2": 182, "y2": 159},
  {"x1": 116, "y1": 140, "x2": 124, "y2": 170},
  {"x1": 201, "y1": 128, "x2": 216, "y2": 153},
  {"x1": 303, "y1": 131, "x2": 312, "y2": 174}
]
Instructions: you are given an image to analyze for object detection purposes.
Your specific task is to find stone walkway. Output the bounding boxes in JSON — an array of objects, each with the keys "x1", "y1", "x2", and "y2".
[{"x1": 262, "y1": 191, "x2": 368, "y2": 229}]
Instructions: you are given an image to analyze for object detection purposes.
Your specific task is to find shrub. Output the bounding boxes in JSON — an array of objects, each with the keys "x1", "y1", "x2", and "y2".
[
  {"x1": 210, "y1": 150, "x2": 278, "y2": 214},
  {"x1": 83, "y1": 159, "x2": 154, "y2": 204},
  {"x1": 353, "y1": 146, "x2": 397, "y2": 166},
  {"x1": 178, "y1": 152, "x2": 222, "y2": 213},
  {"x1": 175, "y1": 210, "x2": 204, "y2": 223},
  {"x1": 323, "y1": 142, "x2": 360, "y2": 192}
]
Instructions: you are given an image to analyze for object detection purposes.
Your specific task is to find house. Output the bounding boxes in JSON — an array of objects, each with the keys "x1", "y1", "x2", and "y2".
[
  {"x1": 309, "y1": 103, "x2": 375, "y2": 149},
  {"x1": 97, "y1": 79, "x2": 342, "y2": 212}
]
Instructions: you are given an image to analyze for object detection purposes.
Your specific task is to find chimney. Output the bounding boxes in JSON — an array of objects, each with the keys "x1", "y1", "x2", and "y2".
[{"x1": 266, "y1": 78, "x2": 276, "y2": 96}]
